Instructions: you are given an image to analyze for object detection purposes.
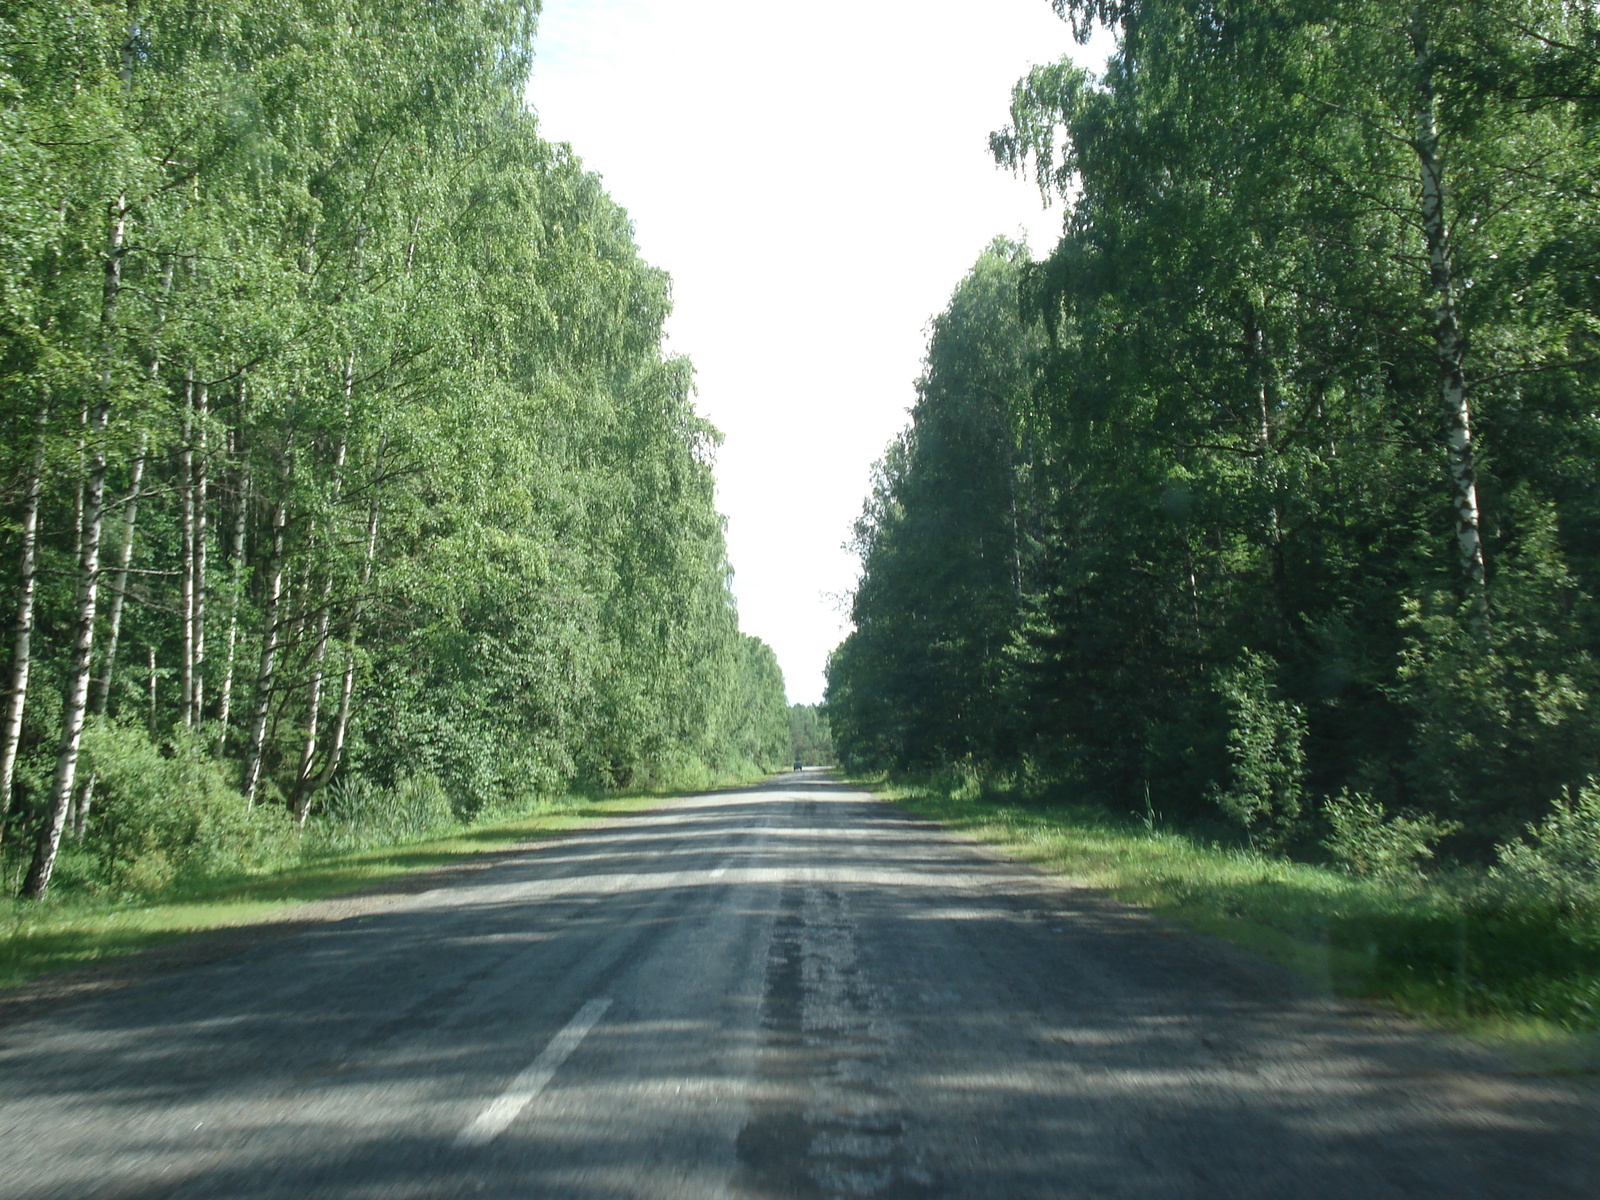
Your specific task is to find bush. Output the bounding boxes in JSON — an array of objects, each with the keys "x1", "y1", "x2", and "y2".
[
  {"x1": 1211, "y1": 652, "x2": 1307, "y2": 845},
  {"x1": 81, "y1": 722, "x2": 296, "y2": 891},
  {"x1": 1322, "y1": 790, "x2": 1460, "y2": 879},
  {"x1": 1395, "y1": 507, "x2": 1600, "y2": 850},
  {"x1": 1492, "y1": 783, "x2": 1600, "y2": 915}
]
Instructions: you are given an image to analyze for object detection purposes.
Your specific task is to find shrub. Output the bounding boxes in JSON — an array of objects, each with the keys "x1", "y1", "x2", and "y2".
[
  {"x1": 1321, "y1": 790, "x2": 1460, "y2": 879},
  {"x1": 81, "y1": 722, "x2": 295, "y2": 891},
  {"x1": 1211, "y1": 652, "x2": 1306, "y2": 845},
  {"x1": 1492, "y1": 783, "x2": 1600, "y2": 915}
]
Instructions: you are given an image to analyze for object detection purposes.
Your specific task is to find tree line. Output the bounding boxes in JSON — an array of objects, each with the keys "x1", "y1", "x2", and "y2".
[
  {"x1": 828, "y1": 0, "x2": 1600, "y2": 857},
  {"x1": 0, "y1": 1, "x2": 788, "y2": 898}
]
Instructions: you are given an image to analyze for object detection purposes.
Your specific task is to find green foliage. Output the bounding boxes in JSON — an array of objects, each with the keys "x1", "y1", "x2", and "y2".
[
  {"x1": 828, "y1": 0, "x2": 1600, "y2": 874},
  {"x1": 1212, "y1": 653, "x2": 1307, "y2": 843},
  {"x1": 0, "y1": 1, "x2": 788, "y2": 898},
  {"x1": 1395, "y1": 496, "x2": 1600, "y2": 845},
  {"x1": 1322, "y1": 790, "x2": 1460, "y2": 879},
  {"x1": 1493, "y1": 785, "x2": 1600, "y2": 915},
  {"x1": 302, "y1": 774, "x2": 455, "y2": 856},
  {"x1": 788, "y1": 703, "x2": 833, "y2": 765},
  {"x1": 829, "y1": 240, "x2": 1039, "y2": 770},
  {"x1": 79, "y1": 723, "x2": 295, "y2": 893}
]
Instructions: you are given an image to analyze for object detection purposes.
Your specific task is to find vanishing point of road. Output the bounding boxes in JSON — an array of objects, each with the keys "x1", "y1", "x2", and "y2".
[{"x1": 1, "y1": 772, "x2": 1596, "y2": 1198}]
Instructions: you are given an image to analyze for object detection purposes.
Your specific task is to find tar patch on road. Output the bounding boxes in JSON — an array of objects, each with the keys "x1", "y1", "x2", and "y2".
[{"x1": 735, "y1": 883, "x2": 934, "y2": 1200}]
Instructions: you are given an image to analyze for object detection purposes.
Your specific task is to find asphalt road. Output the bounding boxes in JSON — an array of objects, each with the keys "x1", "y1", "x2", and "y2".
[{"x1": 1, "y1": 772, "x2": 1597, "y2": 1199}]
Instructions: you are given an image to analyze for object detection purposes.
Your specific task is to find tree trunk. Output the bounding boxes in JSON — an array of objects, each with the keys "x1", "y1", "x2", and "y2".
[
  {"x1": 242, "y1": 500, "x2": 288, "y2": 807},
  {"x1": 94, "y1": 254, "x2": 172, "y2": 722},
  {"x1": 291, "y1": 376, "x2": 354, "y2": 821},
  {"x1": 1411, "y1": 8, "x2": 1487, "y2": 615},
  {"x1": 1246, "y1": 305, "x2": 1289, "y2": 641},
  {"x1": 76, "y1": 440, "x2": 147, "y2": 841},
  {"x1": 0, "y1": 407, "x2": 49, "y2": 849},
  {"x1": 180, "y1": 369, "x2": 196, "y2": 726},
  {"x1": 215, "y1": 458, "x2": 250, "y2": 757},
  {"x1": 93, "y1": 442, "x2": 145, "y2": 716},
  {"x1": 291, "y1": 577, "x2": 334, "y2": 825},
  {"x1": 23, "y1": 192, "x2": 126, "y2": 899},
  {"x1": 312, "y1": 496, "x2": 381, "y2": 794},
  {"x1": 192, "y1": 379, "x2": 208, "y2": 726}
]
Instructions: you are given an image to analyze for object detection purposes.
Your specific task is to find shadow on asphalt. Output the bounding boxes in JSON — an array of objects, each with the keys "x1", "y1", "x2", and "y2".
[{"x1": 1, "y1": 773, "x2": 1596, "y2": 1199}]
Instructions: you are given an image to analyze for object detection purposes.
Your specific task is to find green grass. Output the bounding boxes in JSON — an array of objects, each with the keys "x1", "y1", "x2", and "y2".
[
  {"x1": 0, "y1": 790, "x2": 672, "y2": 992},
  {"x1": 868, "y1": 775, "x2": 1600, "y2": 1072}
]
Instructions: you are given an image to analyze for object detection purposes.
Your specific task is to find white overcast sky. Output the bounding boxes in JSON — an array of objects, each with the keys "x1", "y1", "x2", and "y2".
[{"x1": 526, "y1": 1, "x2": 1111, "y2": 704}]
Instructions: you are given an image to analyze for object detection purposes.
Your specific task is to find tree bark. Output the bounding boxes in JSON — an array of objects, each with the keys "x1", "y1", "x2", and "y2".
[
  {"x1": 147, "y1": 646, "x2": 157, "y2": 737},
  {"x1": 75, "y1": 441, "x2": 146, "y2": 840},
  {"x1": 1246, "y1": 304, "x2": 1289, "y2": 641},
  {"x1": 0, "y1": 407, "x2": 49, "y2": 849},
  {"x1": 1411, "y1": 8, "x2": 1488, "y2": 616}
]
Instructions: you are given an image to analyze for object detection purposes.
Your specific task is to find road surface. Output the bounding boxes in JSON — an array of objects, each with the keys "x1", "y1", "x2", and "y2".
[{"x1": 1, "y1": 772, "x2": 1596, "y2": 1198}]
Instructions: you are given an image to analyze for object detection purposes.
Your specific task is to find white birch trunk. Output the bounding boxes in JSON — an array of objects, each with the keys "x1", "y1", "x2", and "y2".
[
  {"x1": 1411, "y1": 9, "x2": 1488, "y2": 614},
  {"x1": 93, "y1": 441, "x2": 146, "y2": 716},
  {"x1": 1247, "y1": 307, "x2": 1288, "y2": 636},
  {"x1": 0, "y1": 408, "x2": 49, "y2": 847},
  {"x1": 192, "y1": 379, "x2": 208, "y2": 726},
  {"x1": 94, "y1": 254, "x2": 172, "y2": 722},
  {"x1": 291, "y1": 574, "x2": 333, "y2": 824},
  {"x1": 242, "y1": 500, "x2": 288, "y2": 808},
  {"x1": 291, "y1": 368, "x2": 354, "y2": 820},
  {"x1": 75, "y1": 441, "x2": 146, "y2": 840},
  {"x1": 215, "y1": 457, "x2": 249, "y2": 756},
  {"x1": 23, "y1": 192, "x2": 125, "y2": 898},
  {"x1": 180, "y1": 369, "x2": 195, "y2": 725},
  {"x1": 312, "y1": 496, "x2": 380, "y2": 793}
]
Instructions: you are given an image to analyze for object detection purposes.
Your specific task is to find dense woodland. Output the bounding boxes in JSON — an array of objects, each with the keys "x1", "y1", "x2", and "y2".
[
  {"x1": 829, "y1": 0, "x2": 1600, "y2": 862},
  {"x1": 0, "y1": 1, "x2": 789, "y2": 898}
]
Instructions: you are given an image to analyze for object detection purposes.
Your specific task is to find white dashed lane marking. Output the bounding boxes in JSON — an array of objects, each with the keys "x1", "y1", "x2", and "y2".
[{"x1": 456, "y1": 998, "x2": 612, "y2": 1146}]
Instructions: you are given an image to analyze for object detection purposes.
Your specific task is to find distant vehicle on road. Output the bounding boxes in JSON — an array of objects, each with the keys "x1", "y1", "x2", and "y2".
[{"x1": 794, "y1": 759, "x2": 804, "y2": 771}]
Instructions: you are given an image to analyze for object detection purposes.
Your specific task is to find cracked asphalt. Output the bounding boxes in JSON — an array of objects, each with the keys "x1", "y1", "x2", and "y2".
[{"x1": 1, "y1": 772, "x2": 1596, "y2": 1198}]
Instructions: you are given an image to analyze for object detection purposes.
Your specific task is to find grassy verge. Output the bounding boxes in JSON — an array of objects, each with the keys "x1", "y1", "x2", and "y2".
[
  {"x1": 0, "y1": 789, "x2": 677, "y2": 993},
  {"x1": 867, "y1": 775, "x2": 1600, "y2": 1073}
]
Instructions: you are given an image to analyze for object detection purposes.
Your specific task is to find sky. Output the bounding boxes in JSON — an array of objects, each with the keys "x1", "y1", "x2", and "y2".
[{"x1": 525, "y1": 1, "x2": 1112, "y2": 704}]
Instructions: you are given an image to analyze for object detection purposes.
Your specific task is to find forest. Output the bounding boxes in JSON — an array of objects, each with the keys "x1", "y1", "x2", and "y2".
[
  {"x1": 0, "y1": 1, "x2": 789, "y2": 900},
  {"x1": 828, "y1": 0, "x2": 1600, "y2": 872}
]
